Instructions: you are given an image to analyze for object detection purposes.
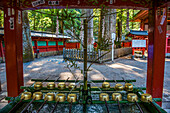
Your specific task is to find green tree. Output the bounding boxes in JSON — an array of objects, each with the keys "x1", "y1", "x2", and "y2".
[
  {"x1": 27, "y1": 9, "x2": 81, "y2": 34},
  {"x1": 0, "y1": 10, "x2": 4, "y2": 28}
]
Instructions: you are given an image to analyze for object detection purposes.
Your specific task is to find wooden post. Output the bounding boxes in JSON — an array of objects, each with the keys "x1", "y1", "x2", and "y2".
[
  {"x1": 84, "y1": 19, "x2": 88, "y2": 91},
  {"x1": 140, "y1": 20, "x2": 145, "y2": 31},
  {"x1": 147, "y1": 3, "x2": 167, "y2": 106},
  {"x1": 73, "y1": 49, "x2": 74, "y2": 58},
  {"x1": 98, "y1": 49, "x2": 101, "y2": 63},
  {"x1": 35, "y1": 40, "x2": 39, "y2": 58},
  {"x1": 63, "y1": 48, "x2": 65, "y2": 58},
  {"x1": 0, "y1": 40, "x2": 4, "y2": 62},
  {"x1": 80, "y1": 50, "x2": 82, "y2": 60},
  {"x1": 46, "y1": 41, "x2": 48, "y2": 52},
  {"x1": 132, "y1": 48, "x2": 135, "y2": 59},
  {"x1": 4, "y1": 7, "x2": 24, "y2": 96},
  {"x1": 142, "y1": 48, "x2": 145, "y2": 58},
  {"x1": 0, "y1": 40, "x2": 2, "y2": 91},
  {"x1": 98, "y1": 9, "x2": 104, "y2": 50},
  {"x1": 78, "y1": 50, "x2": 79, "y2": 59},
  {"x1": 56, "y1": 41, "x2": 59, "y2": 51},
  {"x1": 35, "y1": 40, "x2": 38, "y2": 53}
]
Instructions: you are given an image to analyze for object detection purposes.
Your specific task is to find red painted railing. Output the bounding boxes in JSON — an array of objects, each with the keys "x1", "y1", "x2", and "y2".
[
  {"x1": 33, "y1": 42, "x2": 80, "y2": 53},
  {"x1": 121, "y1": 41, "x2": 132, "y2": 47}
]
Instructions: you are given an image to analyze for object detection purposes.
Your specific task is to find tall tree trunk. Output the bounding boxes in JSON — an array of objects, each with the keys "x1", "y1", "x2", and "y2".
[
  {"x1": 118, "y1": 19, "x2": 121, "y2": 42},
  {"x1": 22, "y1": 11, "x2": 34, "y2": 62},
  {"x1": 118, "y1": 9, "x2": 123, "y2": 42},
  {"x1": 60, "y1": 9, "x2": 64, "y2": 35},
  {"x1": 98, "y1": 9, "x2": 104, "y2": 49},
  {"x1": 109, "y1": 9, "x2": 116, "y2": 40},
  {"x1": 33, "y1": 11, "x2": 35, "y2": 30},
  {"x1": 56, "y1": 16, "x2": 59, "y2": 36},
  {"x1": 132, "y1": 9, "x2": 134, "y2": 29},
  {"x1": 80, "y1": 9, "x2": 85, "y2": 50},
  {"x1": 112, "y1": 9, "x2": 117, "y2": 35},
  {"x1": 103, "y1": 9, "x2": 112, "y2": 50},
  {"x1": 86, "y1": 9, "x2": 93, "y2": 51},
  {"x1": 105, "y1": 9, "x2": 110, "y2": 40},
  {"x1": 110, "y1": 9, "x2": 117, "y2": 45},
  {"x1": 109, "y1": 9, "x2": 113, "y2": 41},
  {"x1": 60, "y1": 20, "x2": 64, "y2": 35},
  {"x1": 80, "y1": 9, "x2": 94, "y2": 51},
  {"x1": 126, "y1": 9, "x2": 129, "y2": 30}
]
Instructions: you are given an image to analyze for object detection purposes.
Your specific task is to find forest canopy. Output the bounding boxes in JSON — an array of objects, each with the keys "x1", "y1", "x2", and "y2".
[
  {"x1": 0, "y1": 9, "x2": 140, "y2": 42},
  {"x1": 26, "y1": 9, "x2": 140, "y2": 38}
]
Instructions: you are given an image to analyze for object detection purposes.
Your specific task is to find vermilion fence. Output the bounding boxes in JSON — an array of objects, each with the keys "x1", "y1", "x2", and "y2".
[
  {"x1": 65, "y1": 42, "x2": 80, "y2": 49},
  {"x1": 33, "y1": 42, "x2": 80, "y2": 53},
  {"x1": 121, "y1": 41, "x2": 132, "y2": 48}
]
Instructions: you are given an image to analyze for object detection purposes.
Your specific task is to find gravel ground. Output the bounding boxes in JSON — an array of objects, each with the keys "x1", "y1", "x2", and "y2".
[{"x1": 0, "y1": 55, "x2": 170, "y2": 111}]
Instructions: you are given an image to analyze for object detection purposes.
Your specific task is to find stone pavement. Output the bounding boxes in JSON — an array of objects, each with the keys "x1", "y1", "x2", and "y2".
[{"x1": 0, "y1": 55, "x2": 169, "y2": 112}]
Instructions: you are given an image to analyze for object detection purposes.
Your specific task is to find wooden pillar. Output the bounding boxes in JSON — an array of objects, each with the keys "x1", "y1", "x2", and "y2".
[
  {"x1": 56, "y1": 41, "x2": 59, "y2": 51},
  {"x1": 76, "y1": 42, "x2": 79, "y2": 49},
  {"x1": 35, "y1": 40, "x2": 38, "y2": 53},
  {"x1": 0, "y1": 40, "x2": 3, "y2": 91},
  {"x1": 147, "y1": 3, "x2": 167, "y2": 106},
  {"x1": 142, "y1": 48, "x2": 145, "y2": 58},
  {"x1": 0, "y1": 40, "x2": 4, "y2": 62},
  {"x1": 140, "y1": 19, "x2": 145, "y2": 31},
  {"x1": 4, "y1": 7, "x2": 24, "y2": 97},
  {"x1": 131, "y1": 48, "x2": 135, "y2": 59},
  {"x1": 46, "y1": 41, "x2": 48, "y2": 52},
  {"x1": 83, "y1": 19, "x2": 88, "y2": 91},
  {"x1": 166, "y1": 37, "x2": 168, "y2": 53},
  {"x1": 63, "y1": 39, "x2": 66, "y2": 48}
]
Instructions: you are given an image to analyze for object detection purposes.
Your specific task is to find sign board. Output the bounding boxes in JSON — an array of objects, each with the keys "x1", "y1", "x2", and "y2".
[
  {"x1": 18, "y1": 11, "x2": 21, "y2": 24},
  {"x1": 132, "y1": 40, "x2": 146, "y2": 48},
  {"x1": 8, "y1": 8, "x2": 11, "y2": 16},
  {"x1": 12, "y1": 8, "x2": 15, "y2": 15},
  {"x1": 9, "y1": 17, "x2": 14, "y2": 30},
  {"x1": 32, "y1": 0, "x2": 45, "y2": 7},
  {"x1": 48, "y1": 1, "x2": 59, "y2": 5}
]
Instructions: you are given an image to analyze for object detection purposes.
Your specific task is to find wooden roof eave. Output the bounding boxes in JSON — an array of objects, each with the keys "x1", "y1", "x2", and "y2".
[{"x1": 131, "y1": 10, "x2": 148, "y2": 22}]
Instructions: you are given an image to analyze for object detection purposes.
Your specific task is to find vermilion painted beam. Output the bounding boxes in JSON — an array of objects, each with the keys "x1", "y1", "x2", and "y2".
[
  {"x1": 1, "y1": 0, "x2": 168, "y2": 10},
  {"x1": 4, "y1": 7, "x2": 24, "y2": 97},
  {"x1": 147, "y1": 2, "x2": 167, "y2": 106}
]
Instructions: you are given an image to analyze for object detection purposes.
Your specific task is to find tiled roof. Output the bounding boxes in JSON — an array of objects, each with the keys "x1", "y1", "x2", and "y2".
[
  {"x1": 31, "y1": 31, "x2": 71, "y2": 39},
  {"x1": 128, "y1": 30, "x2": 148, "y2": 36},
  {"x1": 0, "y1": 28, "x2": 71, "y2": 39}
]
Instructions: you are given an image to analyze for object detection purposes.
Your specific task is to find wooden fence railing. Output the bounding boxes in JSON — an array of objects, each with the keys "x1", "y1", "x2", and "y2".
[
  {"x1": 63, "y1": 47, "x2": 132, "y2": 63},
  {"x1": 63, "y1": 48, "x2": 112, "y2": 63}
]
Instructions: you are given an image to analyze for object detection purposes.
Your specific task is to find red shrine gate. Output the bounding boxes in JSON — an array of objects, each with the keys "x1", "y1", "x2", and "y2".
[{"x1": 0, "y1": 0, "x2": 169, "y2": 106}]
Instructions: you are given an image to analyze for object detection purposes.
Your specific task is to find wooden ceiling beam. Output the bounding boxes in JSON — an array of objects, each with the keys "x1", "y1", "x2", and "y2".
[{"x1": 0, "y1": 0, "x2": 168, "y2": 10}]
